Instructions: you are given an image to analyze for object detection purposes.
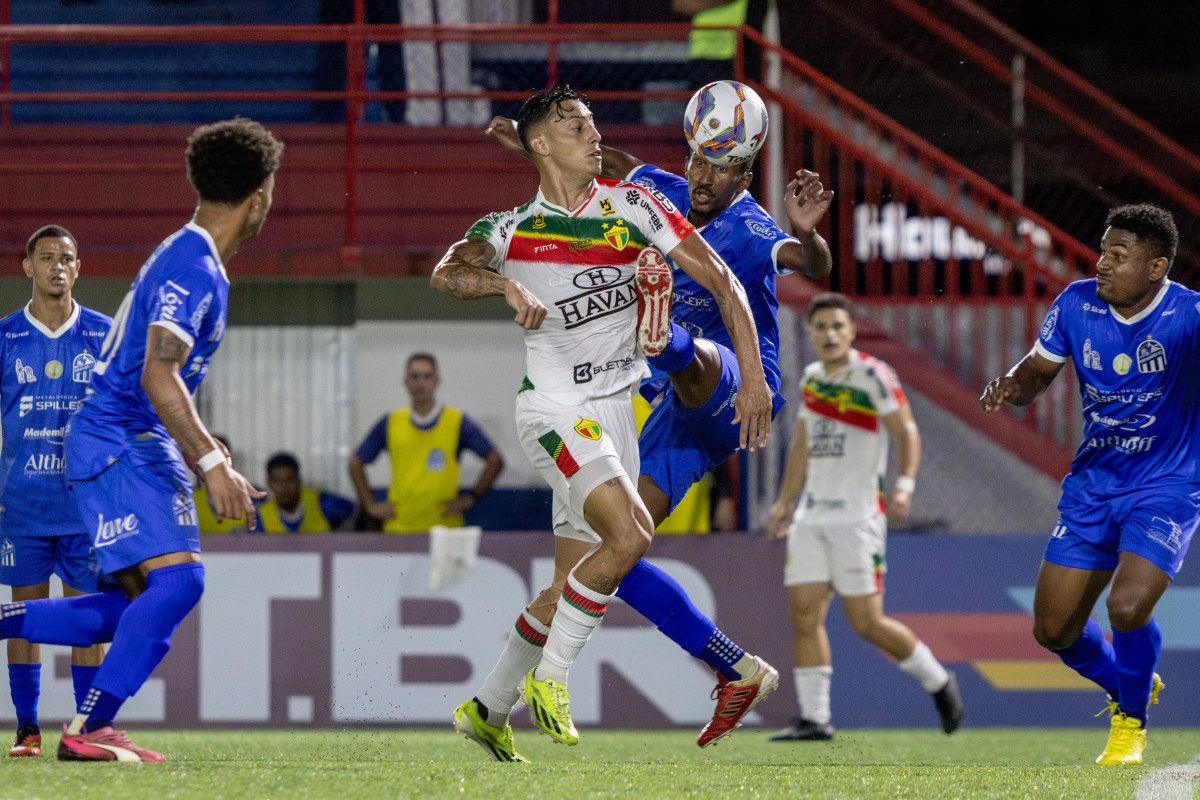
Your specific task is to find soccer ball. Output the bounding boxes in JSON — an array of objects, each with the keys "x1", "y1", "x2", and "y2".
[{"x1": 683, "y1": 80, "x2": 769, "y2": 167}]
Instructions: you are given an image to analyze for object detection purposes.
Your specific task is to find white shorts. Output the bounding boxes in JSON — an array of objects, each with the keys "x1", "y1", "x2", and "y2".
[
  {"x1": 515, "y1": 389, "x2": 639, "y2": 544},
  {"x1": 784, "y1": 514, "x2": 887, "y2": 596}
]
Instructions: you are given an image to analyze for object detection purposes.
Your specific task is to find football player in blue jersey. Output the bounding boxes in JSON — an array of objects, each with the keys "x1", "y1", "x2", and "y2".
[
  {"x1": 0, "y1": 225, "x2": 113, "y2": 757},
  {"x1": 0, "y1": 118, "x2": 282, "y2": 762},
  {"x1": 482, "y1": 113, "x2": 835, "y2": 746},
  {"x1": 981, "y1": 203, "x2": 1197, "y2": 766}
]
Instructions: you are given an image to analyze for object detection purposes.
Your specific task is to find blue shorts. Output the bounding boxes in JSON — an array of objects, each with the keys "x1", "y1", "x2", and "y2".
[
  {"x1": 1046, "y1": 485, "x2": 1200, "y2": 578},
  {"x1": 0, "y1": 531, "x2": 102, "y2": 592},
  {"x1": 639, "y1": 341, "x2": 785, "y2": 512},
  {"x1": 68, "y1": 435, "x2": 201, "y2": 575}
]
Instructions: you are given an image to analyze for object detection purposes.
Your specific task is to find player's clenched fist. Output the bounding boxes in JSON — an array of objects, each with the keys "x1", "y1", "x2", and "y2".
[{"x1": 979, "y1": 376, "x2": 1020, "y2": 412}]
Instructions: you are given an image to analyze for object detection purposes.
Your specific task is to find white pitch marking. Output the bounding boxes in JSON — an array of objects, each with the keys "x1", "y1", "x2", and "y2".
[{"x1": 1135, "y1": 754, "x2": 1200, "y2": 800}]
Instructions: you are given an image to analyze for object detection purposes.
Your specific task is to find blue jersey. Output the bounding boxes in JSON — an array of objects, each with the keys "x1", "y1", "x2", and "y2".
[
  {"x1": 629, "y1": 165, "x2": 797, "y2": 393},
  {"x1": 68, "y1": 223, "x2": 229, "y2": 478},
  {"x1": 0, "y1": 302, "x2": 111, "y2": 536},
  {"x1": 1036, "y1": 278, "x2": 1200, "y2": 501}
]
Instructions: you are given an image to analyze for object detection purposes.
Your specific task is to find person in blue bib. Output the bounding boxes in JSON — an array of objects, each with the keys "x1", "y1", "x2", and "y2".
[
  {"x1": 0, "y1": 225, "x2": 113, "y2": 758},
  {"x1": 981, "y1": 203, "x2": 1196, "y2": 766},
  {"x1": 482, "y1": 109, "x2": 834, "y2": 745},
  {"x1": 0, "y1": 118, "x2": 283, "y2": 762}
]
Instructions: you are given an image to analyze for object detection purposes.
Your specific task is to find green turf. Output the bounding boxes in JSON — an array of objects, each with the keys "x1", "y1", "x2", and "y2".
[{"x1": 1, "y1": 727, "x2": 1195, "y2": 799}]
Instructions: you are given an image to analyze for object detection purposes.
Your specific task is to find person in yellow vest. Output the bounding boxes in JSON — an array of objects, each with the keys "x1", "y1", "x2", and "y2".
[
  {"x1": 258, "y1": 452, "x2": 354, "y2": 534},
  {"x1": 674, "y1": 0, "x2": 750, "y2": 89},
  {"x1": 632, "y1": 393, "x2": 712, "y2": 533},
  {"x1": 348, "y1": 352, "x2": 504, "y2": 533}
]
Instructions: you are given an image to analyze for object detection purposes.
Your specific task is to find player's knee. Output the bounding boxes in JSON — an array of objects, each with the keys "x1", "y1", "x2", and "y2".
[
  {"x1": 1105, "y1": 595, "x2": 1153, "y2": 632},
  {"x1": 1032, "y1": 618, "x2": 1077, "y2": 651}
]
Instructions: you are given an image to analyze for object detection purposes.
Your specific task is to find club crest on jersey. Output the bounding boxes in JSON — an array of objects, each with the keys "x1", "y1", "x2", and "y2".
[
  {"x1": 1137, "y1": 337, "x2": 1166, "y2": 373},
  {"x1": 72, "y1": 351, "x2": 96, "y2": 383},
  {"x1": 44, "y1": 360, "x2": 63, "y2": 379},
  {"x1": 602, "y1": 220, "x2": 629, "y2": 251},
  {"x1": 1112, "y1": 353, "x2": 1132, "y2": 375},
  {"x1": 574, "y1": 418, "x2": 602, "y2": 440}
]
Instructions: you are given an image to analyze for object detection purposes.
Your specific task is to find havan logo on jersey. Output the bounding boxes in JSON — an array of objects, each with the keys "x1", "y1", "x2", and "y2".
[
  {"x1": 556, "y1": 275, "x2": 637, "y2": 330},
  {"x1": 95, "y1": 512, "x2": 140, "y2": 548},
  {"x1": 808, "y1": 417, "x2": 845, "y2": 458}
]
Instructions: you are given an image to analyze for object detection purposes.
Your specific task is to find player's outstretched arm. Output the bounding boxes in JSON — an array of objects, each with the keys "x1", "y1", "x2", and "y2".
[
  {"x1": 979, "y1": 349, "x2": 1064, "y2": 412},
  {"x1": 766, "y1": 419, "x2": 809, "y2": 539},
  {"x1": 668, "y1": 232, "x2": 772, "y2": 451},
  {"x1": 431, "y1": 237, "x2": 547, "y2": 330},
  {"x1": 778, "y1": 169, "x2": 834, "y2": 280},
  {"x1": 142, "y1": 324, "x2": 265, "y2": 526}
]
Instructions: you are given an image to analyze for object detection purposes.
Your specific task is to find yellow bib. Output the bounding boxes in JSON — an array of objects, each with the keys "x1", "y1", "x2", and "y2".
[
  {"x1": 258, "y1": 487, "x2": 333, "y2": 533},
  {"x1": 689, "y1": 0, "x2": 748, "y2": 61},
  {"x1": 633, "y1": 395, "x2": 711, "y2": 534},
  {"x1": 385, "y1": 406, "x2": 464, "y2": 532}
]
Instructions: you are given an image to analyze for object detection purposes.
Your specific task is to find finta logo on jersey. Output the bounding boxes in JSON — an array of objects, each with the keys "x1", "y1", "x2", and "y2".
[
  {"x1": 95, "y1": 512, "x2": 140, "y2": 547},
  {"x1": 556, "y1": 279, "x2": 637, "y2": 330}
]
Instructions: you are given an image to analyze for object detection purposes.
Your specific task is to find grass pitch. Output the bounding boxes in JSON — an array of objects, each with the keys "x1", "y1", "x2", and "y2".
[{"x1": 1, "y1": 726, "x2": 1195, "y2": 799}]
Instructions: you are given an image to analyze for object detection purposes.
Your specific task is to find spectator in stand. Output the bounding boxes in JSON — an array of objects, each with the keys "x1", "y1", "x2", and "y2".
[
  {"x1": 674, "y1": 0, "x2": 749, "y2": 89},
  {"x1": 258, "y1": 452, "x2": 354, "y2": 534},
  {"x1": 348, "y1": 352, "x2": 503, "y2": 533}
]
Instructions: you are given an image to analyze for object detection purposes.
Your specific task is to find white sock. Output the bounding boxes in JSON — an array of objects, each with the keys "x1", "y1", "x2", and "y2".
[
  {"x1": 535, "y1": 570, "x2": 614, "y2": 684},
  {"x1": 794, "y1": 666, "x2": 833, "y2": 725},
  {"x1": 475, "y1": 610, "x2": 549, "y2": 726},
  {"x1": 897, "y1": 640, "x2": 950, "y2": 693}
]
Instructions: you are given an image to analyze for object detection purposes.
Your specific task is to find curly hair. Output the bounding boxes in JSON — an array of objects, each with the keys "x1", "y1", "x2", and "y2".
[
  {"x1": 26, "y1": 224, "x2": 77, "y2": 259},
  {"x1": 1106, "y1": 203, "x2": 1178, "y2": 268},
  {"x1": 185, "y1": 118, "x2": 284, "y2": 205},
  {"x1": 516, "y1": 84, "x2": 590, "y2": 153}
]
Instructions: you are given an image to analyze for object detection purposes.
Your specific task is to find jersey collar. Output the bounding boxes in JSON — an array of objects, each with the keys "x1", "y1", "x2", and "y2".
[
  {"x1": 1108, "y1": 279, "x2": 1171, "y2": 326},
  {"x1": 185, "y1": 221, "x2": 229, "y2": 282},
  {"x1": 536, "y1": 182, "x2": 598, "y2": 218},
  {"x1": 23, "y1": 299, "x2": 80, "y2": 339}
]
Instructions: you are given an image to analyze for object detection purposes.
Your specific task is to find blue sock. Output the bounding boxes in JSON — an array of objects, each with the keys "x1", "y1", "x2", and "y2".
[
  {"x1": 8, "y1": 663, "x2": 40, "y2": 729},
  {"x1": 1112, "y1": 618, "x2": 1162, "y2": 725},
  {"x1": 647, "y1": 323, "x2": 695, "y2": 374},
  {"x1": 71, "y1": 663, "x2": 100, "y2": 710},
  {"x1": 617, "y1": 559, "x2": 744, "y2": 679},
  {"x1": 1052, "y1": 617, "x2": 1119, "y2": 699},
  {"x1": 78, "y1": 686, "x2": 122, "y2": 732},
  {"x1": 89, "y1": 562, "x2": 204, "y2": 710},
  {"x1": 3, "y1": 590, "x2": 130, "y2": 647}
]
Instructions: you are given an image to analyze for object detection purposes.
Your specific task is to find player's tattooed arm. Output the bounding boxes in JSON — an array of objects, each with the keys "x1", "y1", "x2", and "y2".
[
  {"x1": 142, "y1": 322, "x2": 265, "y2": 523},
  {"x1": 431, "y1": 237, "x2": 547, "y2": 330}
]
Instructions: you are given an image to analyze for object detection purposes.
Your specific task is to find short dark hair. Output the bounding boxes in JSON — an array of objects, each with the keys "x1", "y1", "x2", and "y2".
[
  {"x1": 1106, "y1": 203, "x2": 1178, "y2": 269},
  {"x1": 186, "y1": 118, "x2": 284, "y2": 205},
  {"x1": 26, "y1": 224, "x2": 77, "y2": 260},
  {"x1": 807, "y1": 291, "x2": 853, "y2": 321},
  {"x1": 406, "y1": 352, "x2": 438, "y2": 372},
  {"x1": 516, "y1": 84, "x2": 590, "y2": 152},
  {"x1": 266, "y1": 452, "x2": 300, "y2": 475}
]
